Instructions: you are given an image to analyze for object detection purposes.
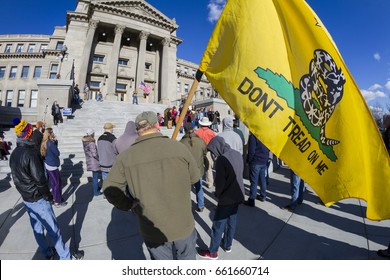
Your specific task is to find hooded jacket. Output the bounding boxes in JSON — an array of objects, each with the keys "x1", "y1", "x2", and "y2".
[
  {"x1": 82, "y1": 135, "x2": 100, "y2": 171},
  {"x1": 97, "y1": 131, "x2": 117, "y2": 172},
  {"x1": 114, "y1": 121, "x2": 138, "y2": 154},
  {"x1": 9, "y1": 138, "x2": 52, "y2": 202},
  {"x1": 218, "y1": 117, "x2": 243, "y2": 155},
  {"x1": 207, "y1": 136, "x2": 244, "y2": 206}
]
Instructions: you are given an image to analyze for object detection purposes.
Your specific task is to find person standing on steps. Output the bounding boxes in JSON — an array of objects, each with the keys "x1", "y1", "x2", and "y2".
[
  {"x1": 82, "y1": 128, "x2": 102, "y2": 197},
  {"x1": 40, "y1": 128, "x2": 67, "y2": 208},
  {"x1": 97, "y1": 122, "x2": 118, "y2": 182}
]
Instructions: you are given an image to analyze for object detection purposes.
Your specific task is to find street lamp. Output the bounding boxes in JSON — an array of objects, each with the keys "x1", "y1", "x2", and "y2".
[{"x1": 55, "y1": 45, "x2": 68, "y2": 79}]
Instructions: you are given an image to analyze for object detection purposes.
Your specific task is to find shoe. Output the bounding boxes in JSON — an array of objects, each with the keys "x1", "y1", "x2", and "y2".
[
  {"x1": 71, "y1": 251, "x2": 84, "y2": 260},
  {"x1": 197, "y1": 249, "x2": 218, "y2": 260},
  {"x1": 243, "y1": 199, "x2": 255, "y2": 207},
  {"x1": 54, "y1": 201, "x2": 68, "y2": 208},
  {"x1": 196, "y1": 207, "x2": 204, "y2": 212},
  {"x1": 221, "y1": 245, "x2": 232, "y2": 253},
  {"x1": 377, "y1": 249, "x2": 390, "y2": 258},
  {"x1": 283, "y1": 204, "x2": 295, "y2": 211},
  {"x1": 45, "y1": 247, "x2": 57, "y2": 260}
]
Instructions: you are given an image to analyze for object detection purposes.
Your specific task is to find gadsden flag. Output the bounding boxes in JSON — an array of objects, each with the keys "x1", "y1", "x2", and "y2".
[{"x1": 199, "y1": 0, "x2": 390, "y2": 220}]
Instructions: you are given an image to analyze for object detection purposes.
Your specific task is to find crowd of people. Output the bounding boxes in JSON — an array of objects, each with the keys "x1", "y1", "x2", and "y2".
[{"x1": 5, "y1": 108, "x2": 390, "y2": 260}]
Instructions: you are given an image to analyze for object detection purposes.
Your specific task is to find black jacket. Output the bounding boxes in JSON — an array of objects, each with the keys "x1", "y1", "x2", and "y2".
[
  {"x1": 207, "y1": 136, "x2": 244, "y2": 206},
  {"x1": 9, "y1": 139, "x2": 52, "y2": 203}
]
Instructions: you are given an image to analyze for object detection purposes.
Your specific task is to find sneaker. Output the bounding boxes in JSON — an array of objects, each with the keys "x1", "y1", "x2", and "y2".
[
  {"x1": 377, "y1": 249, "x2": 390, "y2": 258},
  {"x1": 54, "y1": 201, "x2": 68, "y2": 208},
  {"x1": 197, "y1": 249, "x2": 218, "y2": 260},
  {"x1": 196, "y1": 207, "x2": 204, "y2": 212},
  {"x1": 221, "y1": 245, "x2": 232, "y2": 253},
  {"x1": 71, "y1": 251, "x2": 84, "y2": 260}
]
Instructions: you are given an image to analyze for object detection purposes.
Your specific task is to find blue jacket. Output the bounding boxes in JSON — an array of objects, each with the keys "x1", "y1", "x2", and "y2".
[
  {"x1": 44, "y1": 140, "x2": 60, "y2": 167},
  {"x1": 247, "y1": 134, "x2": 269, "y2": 165}
]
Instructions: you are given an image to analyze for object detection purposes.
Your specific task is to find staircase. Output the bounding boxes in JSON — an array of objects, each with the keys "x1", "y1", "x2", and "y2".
[{"x1": 0, "y1": 100, "x2": 173, "y2": 185}]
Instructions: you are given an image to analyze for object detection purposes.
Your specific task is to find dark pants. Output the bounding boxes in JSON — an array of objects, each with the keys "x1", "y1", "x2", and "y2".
[{"x1": 47, "y1": 169, "x2": 62, "y2": 204}]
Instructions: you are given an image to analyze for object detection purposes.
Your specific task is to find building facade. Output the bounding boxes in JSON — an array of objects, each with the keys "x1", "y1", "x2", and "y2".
[{"x1": 0, "y1": 0, "x2": 225, "y2": 125}]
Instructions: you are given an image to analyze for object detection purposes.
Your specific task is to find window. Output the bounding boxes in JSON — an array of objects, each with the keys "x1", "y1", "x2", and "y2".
[
  {"x1": 93, "y1": 55, "x2": 104, "y2": 63},
  {"x1": 177, "y1": 82, "x2": 181, "y2": 92},
  {"x1": 0, "y1": 67, "x2": 5, "y2": 78},
  {"x1": 6, "y1": 90, "x2": 13, "y2": 106},
  {"x1": 90, "y1": 81, "x2": 101, "y2": 88},
  {"x1": 9, "y1": 66, "x2": 17, "y2": 78},
  {"x1": 145, "y1": 62, "x2": 152, "y2": 70},
  {"x1": 39, "y1": 44, "x2": 48, "y2": 52},
  {"x1": 56, "y1": 41, "x2": 64, "y2": 51},
  {"x1": 30, "y1": 90, "x2": 38, "y2": 108},
  {"x1": 49, "y1": 64, "x2": 58, "y2": 79},
  {"x1": 116, "y1": 83, "x2": 127, "y2": 90},
  {"x1": 16, "y1": 44, "x2": 24, "y2": 53},
  {"x1": 18, "y1": 90, "x2": 25, "y2": 107},
  {"x1": 5, "y1": 44, "x2": 12, "y2": 53},
  {"x1": 118, "y1": 59, "x2": 128, "y2": 66},
  {"x1": 33, "y1": 66, "x2": 42, "y2": 78},
  {"x1": 27, "y1": 44, "x2": 35, "y2": 53},
  {"x1": 207, "y1": 88, "x2": 211, "y2": 97},
  {"x1": 21, "y1": 66, "x2": 29, "y2": 78},
  {"x1": 184, "y1": 83, "x2": 189, "y2": 93},
  {"x1": 184, "y1": 67, "x2": 188, "y2": 75},
  {"x1": 176, "y1": 65, "x2": 181, "y2": 72},
  {"x1": 192, "y1": 69, "x2": 196, "y2": 77}
]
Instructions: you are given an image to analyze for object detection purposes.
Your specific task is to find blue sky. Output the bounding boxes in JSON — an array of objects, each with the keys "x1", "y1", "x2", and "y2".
[{"x1": 1, "y1": 0, "x2": 389, "y2": 110}]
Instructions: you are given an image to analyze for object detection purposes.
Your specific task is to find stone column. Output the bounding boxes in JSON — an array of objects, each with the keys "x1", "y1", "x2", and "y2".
[
  {"x1": 106, "y1": 25, "x2": 125, "y2": 100},
  {"x1": 160, "y1": 37, "x2": 170, "y2": 104},
  {"x1": 135, "y1": 31, "x2": 149, "y2": 94},
  {"x1": 78, "y1": 19, "x2": 99, "y2": 88}
]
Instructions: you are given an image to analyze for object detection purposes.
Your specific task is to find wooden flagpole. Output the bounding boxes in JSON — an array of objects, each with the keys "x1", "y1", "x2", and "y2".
[{"x1": 171, "y1": 70, "x2": 203, "y2": 140}]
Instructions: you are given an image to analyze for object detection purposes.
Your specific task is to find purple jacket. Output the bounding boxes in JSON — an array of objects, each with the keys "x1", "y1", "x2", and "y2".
[{"x1": 82, "y1": 136, "x2": 100, "y2": 172}]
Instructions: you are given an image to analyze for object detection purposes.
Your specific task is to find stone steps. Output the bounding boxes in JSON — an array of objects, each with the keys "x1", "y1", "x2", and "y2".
[{"x1": 0, "y1": 101, "x2": 174, "y2": 184}]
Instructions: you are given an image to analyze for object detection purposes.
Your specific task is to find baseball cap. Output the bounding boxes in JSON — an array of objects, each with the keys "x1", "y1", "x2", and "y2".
[
  {"x1": 135, "y1": 111, "x2": 158, "y2": 130},
  {"x1": 86, "y1": 128, "x2": 95, "y2": 136}
]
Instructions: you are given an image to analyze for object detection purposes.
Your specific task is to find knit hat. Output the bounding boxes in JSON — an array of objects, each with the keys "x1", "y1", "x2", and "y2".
[
  {"x1": 13, "y1": 118, "x2": 33, "y2": 139},
  {"x1": 86, "y1": 128, "x2": 95, "y2": 136},
  {"x1": 135, "y1": 111, "x2": 158, "y2": 130}
]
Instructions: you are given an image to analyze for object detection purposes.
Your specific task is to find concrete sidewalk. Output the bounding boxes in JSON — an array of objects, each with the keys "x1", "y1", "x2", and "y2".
[{"x1": 0, "y1": 165, "x2": 389, "y2": 260}]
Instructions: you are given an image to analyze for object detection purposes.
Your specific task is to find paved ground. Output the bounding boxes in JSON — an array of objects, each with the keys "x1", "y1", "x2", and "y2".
[{"x1": 1, "y1": 164, "x2": 389, "y2": 260}]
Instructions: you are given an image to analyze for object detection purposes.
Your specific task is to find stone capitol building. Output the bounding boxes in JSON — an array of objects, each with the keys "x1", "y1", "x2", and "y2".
[{"x1": 0, "y1": 0, "x2": 228, "y2": 125}]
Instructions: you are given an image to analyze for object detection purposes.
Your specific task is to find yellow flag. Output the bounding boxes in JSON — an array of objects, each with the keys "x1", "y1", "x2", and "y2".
[{"x1": 199, "y1": 0, "x2": 390, "y2": 220}]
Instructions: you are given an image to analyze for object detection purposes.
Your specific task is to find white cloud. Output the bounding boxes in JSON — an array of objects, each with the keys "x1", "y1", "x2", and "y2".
[
  {"x1": 374, "y1": 52, "x2": 381, "y2": 61},
  {"x1": 368, "y1": 83, "x2": 383, "y2": 91},
  {"x1": 361, "y1": 89, "x2": 386, "y2": 102},
  {"x1": 207, "y1": 0, "x2": 226, "y2": 23},
  {"x1": 385, "y1": 80, "x2": 390, "y2": 91}
]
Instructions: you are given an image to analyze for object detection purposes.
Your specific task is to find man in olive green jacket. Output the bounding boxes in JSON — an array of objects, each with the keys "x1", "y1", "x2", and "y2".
[{"x1": 103, "y1": 111, "x2": 200, "y2": 260}]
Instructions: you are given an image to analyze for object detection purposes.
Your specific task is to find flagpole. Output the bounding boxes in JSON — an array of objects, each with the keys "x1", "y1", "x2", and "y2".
[{"x1": 171, "y1": 70, "x2": 203, "y2": 140}]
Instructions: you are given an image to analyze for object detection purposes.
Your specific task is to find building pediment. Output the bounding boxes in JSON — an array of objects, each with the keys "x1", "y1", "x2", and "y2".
[{"x1": 92, "y1": 0, "x2": 178, "y2": 32}]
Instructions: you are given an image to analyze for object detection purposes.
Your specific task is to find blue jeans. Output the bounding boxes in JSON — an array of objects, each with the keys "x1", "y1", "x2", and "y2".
[
  {"x1": 290, "y1": 170, "x2": 305, "y2": 208},
  {"x1": 92, "y1": 170, "x2": 100, "y2": 196},
  {"x1": 101, "y1": 171, "x2": 108, "y2": 181},
  {"x1": 209, "y1": 204, "x2": 239, "y2": 254},
  {"x1": 132, "y1": 95, "x2": 138, "y2": 104},
  {"x1": 193, "y1": 178, "x2": 204, "y2": 209},
  {"x1": 24, "y1": 198, "x2": 70, "y2": 259},
  {"x1": 249, "y1": 163, "x2": 267, "y2": 200}
]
